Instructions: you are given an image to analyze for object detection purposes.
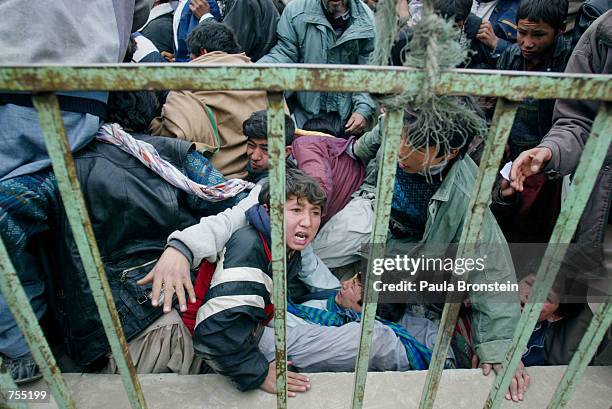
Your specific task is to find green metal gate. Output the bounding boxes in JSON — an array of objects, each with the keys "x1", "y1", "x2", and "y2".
[{"x1": 0, "y1": 44, "x2": 610, "y2": 409}]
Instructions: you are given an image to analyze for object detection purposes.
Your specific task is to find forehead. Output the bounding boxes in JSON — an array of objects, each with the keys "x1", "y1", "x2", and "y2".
[
  {"x1": 286, "y1": 195, "x2": 321, "y2": 210},
  {"x1": 247, "y1": 137, "x2": 267, "y2": 145},
  {"x1": 517, "y1": 19, "x2": 555, "y2": 31}
]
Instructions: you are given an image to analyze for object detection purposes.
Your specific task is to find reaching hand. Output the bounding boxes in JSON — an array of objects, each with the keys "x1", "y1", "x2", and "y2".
[
  {"x1": 137, "y1": 247, "x2": 195, "y2": 313},
  {"x1": 189, "y1": 0, "x2": 211, "y2": 20},
  {"x1": 476, "y1": 21, "x2": 499, "y2": 51},
  {"x1": 509, "y1": 147, "x2": 552, "y2": 192},
  {"x1": 345, "y1": 112, "x2": 368, "y2": 135},
  {"x1": 259, "y1": 361, "x2": 311, "y2": 397},
  {"x1": 481, "y1": 361, "x2": 530, "y2": 402}
]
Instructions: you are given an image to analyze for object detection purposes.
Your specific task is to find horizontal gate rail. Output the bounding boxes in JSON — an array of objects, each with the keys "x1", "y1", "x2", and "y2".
[{"x1": 0, "y1": 65, "x2": 610, "y2": 101}]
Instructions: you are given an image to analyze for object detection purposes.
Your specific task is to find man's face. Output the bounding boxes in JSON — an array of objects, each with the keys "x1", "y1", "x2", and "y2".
[
  {"x1": 285, "y1": 196, "x2": 322, "y2": 251},
  {"x1": 397, "y1": 136, "x2": 455, "y2": 173},
  {"x1": 335, "y1": 274, "x2": 363, "y2": 312},
  {"x1": 246, "y1": 138, "x2": 269, "y2": 171},
  {"x1": 324, "y1": 0, "x2": 348, "y2": 16},
  {"x1": 517, "y1": 19, "x2": 557, "y2": 65},
  {"x1": 519, "y1": 274, "x2": 561, "y2": 322}
]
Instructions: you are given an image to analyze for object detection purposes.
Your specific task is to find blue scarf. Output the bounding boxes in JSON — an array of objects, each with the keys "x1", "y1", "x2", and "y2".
[{"x1": 287, "y1": 292, "x2": 433, "y2": 370}]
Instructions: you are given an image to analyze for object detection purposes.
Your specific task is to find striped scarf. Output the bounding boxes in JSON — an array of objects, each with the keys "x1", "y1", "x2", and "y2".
[
  {"x1": 287, "y1": 293, "x2": 433, "y2": 370},
  {"x1": 96, "y1": 123, "x2": 253, "y2": 202}
]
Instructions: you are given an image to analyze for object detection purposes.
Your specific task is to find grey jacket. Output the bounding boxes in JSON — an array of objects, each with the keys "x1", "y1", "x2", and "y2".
[{"x1": 539, "y1": 10, "x2": 612, "y2": 247}]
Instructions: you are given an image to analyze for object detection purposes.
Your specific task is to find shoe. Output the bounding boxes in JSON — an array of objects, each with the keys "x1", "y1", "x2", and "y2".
[{"x1": 3, "y1": 353, "x2": 43, "y2": 385}]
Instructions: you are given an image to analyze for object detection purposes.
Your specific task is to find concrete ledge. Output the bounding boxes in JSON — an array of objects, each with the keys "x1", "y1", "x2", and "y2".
[{"x1": 19, "y1": 366, "x2": 612, "y2": 408}]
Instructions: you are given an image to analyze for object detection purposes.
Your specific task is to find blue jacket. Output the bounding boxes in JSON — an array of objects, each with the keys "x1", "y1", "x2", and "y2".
[{"x1": 175, "y1": 0, "x2": 222, "y2": 62}]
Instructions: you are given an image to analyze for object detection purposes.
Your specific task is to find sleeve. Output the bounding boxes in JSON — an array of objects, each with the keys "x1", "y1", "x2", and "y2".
[
  {"x1": 298, "y1": 244, "x2": 341, "y2": 292},
  {"x1": 351, "y1": 38, "x2": 377, "y2": 121},
  {"x1": 192, "y1": 233, "x2": 272, "y2": 391},
  {"x1": 538, "y1": 29, "x2": 599, "y2": 176},
  {"x1": 258, "y1": 5, "x2": 300, "y2": 63},
  {"x1": 193, "y1": 305, "x2": 270, "y2": 390},
  {"x1": 353, "y1": 117, "x2": 384, "y2": 165},
  {"x1": 166, "y1": 185, "x2": 261, "y2": 267},
  {"x1": 466, "y1": 210, "x2": 521, "y2": 363}
]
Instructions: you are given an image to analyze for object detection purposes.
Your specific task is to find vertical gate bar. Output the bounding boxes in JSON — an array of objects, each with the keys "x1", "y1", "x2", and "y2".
[
  {"x1": 419, "y1": 99, "x2": 519, "y2": 409},
  {"x1": 350, "y1": 109, "x2": 405, "y2": 409},
  {"x1": 267, "y1": 92, "x2": 288, "y2": 409},
  {"x1": 484, "y1": 104, "x2": 612, "y2": 409},
  {"x1": 0, "y1": 351, "x2": 36, "y2": 409},
  {"x1": 0, "y1": 239, "x2": 75, "y2": 409},
  {"x1": 547, "y1": 301, "x2": 612, "y2": 409},
  {"x1": 31, "y1": 93, "x2": 148, "y2": 409}
]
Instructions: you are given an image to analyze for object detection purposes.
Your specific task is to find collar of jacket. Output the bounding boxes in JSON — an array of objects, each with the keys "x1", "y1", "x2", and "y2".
[
  {"x1": 302, "y1": 0, "x2": 375, "y2": 45},
  {"x1": 429, "y1": 157, "x2": 463, "y2": 203},
  {"x1": 190, "y1": 51, "x2": 252, "y2": 64}
]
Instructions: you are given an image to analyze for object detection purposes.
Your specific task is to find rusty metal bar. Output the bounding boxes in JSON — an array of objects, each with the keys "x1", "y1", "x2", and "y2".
[
  {"x1": 419, "y1": 99, "x2": 519, "y2": 409},
  {"x1": 350, "y1": 109, "x2": 405, "y2": 409},
  {"x1": 0, "y1": 65, "x2": 609, "y2": 101},
  {"x1": 547, "y1": 301, "x2": 612, "y2": 409},
  {"x1": 0, "y1": 355, "x2": 31, "y2": 409},
  {"x1": 31, "y1": 93, "x2": 148, "y2": 409},
  {"x1": 484, "y1": 103, "x2": 612, "y2": 409},
  {"x1": 0, "y1": 237, "x2": 75, "y2": 409},
  {"x1": 267, "y1": 92, "x2": 288, "y2": 409}
]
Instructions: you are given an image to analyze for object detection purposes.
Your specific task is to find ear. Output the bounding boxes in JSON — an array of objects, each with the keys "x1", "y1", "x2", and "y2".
[
  {"x1": 262, "y1": 203, "x2": 269, "y2": 212},
  {"x1": 285, "y1": 146, "x2": 293, "y2": 157}
]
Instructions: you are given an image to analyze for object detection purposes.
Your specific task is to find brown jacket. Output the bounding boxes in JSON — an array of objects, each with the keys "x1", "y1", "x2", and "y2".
[
  {"x1": 539, "y1": 10, "x2": 612, "y2": 247},
  {"x1": 149, "y1": 52, "x2": 268, "y2": 179}
]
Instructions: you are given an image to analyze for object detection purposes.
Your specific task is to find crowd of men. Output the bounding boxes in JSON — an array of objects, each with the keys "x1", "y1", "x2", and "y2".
[{"x1": 0, "y1": 0, "x2": 610, "y2": 404}]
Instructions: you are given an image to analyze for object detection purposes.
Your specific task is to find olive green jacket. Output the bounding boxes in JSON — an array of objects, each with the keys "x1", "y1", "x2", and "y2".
[{"x1": 355, "y1": 121, "x2": 521, "y2": 363}]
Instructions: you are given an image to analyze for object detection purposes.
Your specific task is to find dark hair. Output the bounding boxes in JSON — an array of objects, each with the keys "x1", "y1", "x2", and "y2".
[
  {"x1": 107, "y1": 91, "x2": 161, "y2": 133},
  {"x1": 517, "y1": 0, "x2": 569, "y2": 30},
  {"x1": 259, "y1": 168, "x2": 327, "y2": 212},
  {"x1": 402, "y1": 96, "x2": 486, "y2": 158},
  {"x1": 434, "y1": 0, "x2": 472, "y2": 23},
  {"x1": 124, "y1": 36, "x2": 137, "y2": 62},
  {"x1": 187, "y1": 21, "x2": 242, "y2": 56},
  {"x1": 243, "y1": 110, "x2": 296, "y2": 146}
]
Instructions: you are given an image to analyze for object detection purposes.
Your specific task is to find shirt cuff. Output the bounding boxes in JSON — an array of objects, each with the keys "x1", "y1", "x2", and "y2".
[
  {"x1": 199, "y1": 13, "x2": 213, "y2": 23},
  {"x1": 474, "y1": 339, "x2": 513, "y2": 363},
  {"x1": 167, "y1": 239, "x2": 194, "y2": 266}
]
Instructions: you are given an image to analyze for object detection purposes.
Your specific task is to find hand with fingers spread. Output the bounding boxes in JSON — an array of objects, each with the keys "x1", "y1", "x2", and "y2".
[
  {"x1": 509, "y1": 147, "x2": 552, "y2": 192},
  {"x1": 189, "y1": 0, "x2": 211, "y2": 20},
  {"x1": 259, "y1": 361, "x2": 311, "y2": 397},
  {"x1": 345, "y1": 112, "x2": 367, "y2": 135},
  {"x1": 482, "y1": 361, "x2": 530, "y2": 402},
  {"x1": 137, "y1": 246, "x2": 196, "y2": 313},
  {"x1": 476, "y1": 21, "x2": 499, "y2": 51}
]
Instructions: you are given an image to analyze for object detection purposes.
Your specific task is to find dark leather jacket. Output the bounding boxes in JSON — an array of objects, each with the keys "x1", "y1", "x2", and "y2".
[{"x1": 45, "y1": 135, "x2": 210, "y2": 365}]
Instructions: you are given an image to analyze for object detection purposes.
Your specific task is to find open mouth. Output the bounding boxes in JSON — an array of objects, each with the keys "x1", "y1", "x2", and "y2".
[{"x1": 293, "y1": 231, "x2": 308, "y2": 245}]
